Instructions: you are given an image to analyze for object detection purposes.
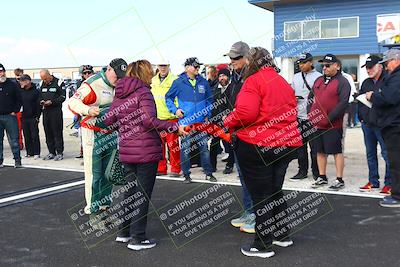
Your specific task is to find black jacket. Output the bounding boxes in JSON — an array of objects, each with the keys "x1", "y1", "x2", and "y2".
[
  {"x1": 371, "y1": 65, "x2": 400, "y2": 129},
  {"x1": 358, "y1": 71, "x2": 387, "y2": 128},
  {"x1": 211, "y1": 83, "x2": 231, "y2": 126},
  {"x1": 39, "y1": 76, "x2": 65, "y2": 110},
  {"x1": 20, "y1": 84, "x2": 41, "y2": 119},
  {"x1": 228, "y1": 67, "x2": 246, "y2": 111},
  {"x1": 0, "y1": 79, "x2": 22, "y2": 115}
]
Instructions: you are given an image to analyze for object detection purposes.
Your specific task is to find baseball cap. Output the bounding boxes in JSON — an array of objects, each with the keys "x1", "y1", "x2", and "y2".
[
  {"x1": 184, "y1": 57, "x2": 202, "y2": 67},
  {"x1": 318, "y1": 54, "x2": 339, "y2": 63},
  {"x1": 0, "y1": 63, "x2": 5, "y2": 71},
  {"x1": 109, "y1": 58, "x2": 128, "y2": 79},
  {"x1": 224, "y1": 41, "x2": 250, "y2": 58},
  {"x1": 19, "y1": 74, "x2": 31, "y2": 81},
  {"x1": 156, "y1": 59, "x2": 170, "y2": 65},
  {"x1": 379, "y1": 49, "x2": 400, "y2": 63},
  {"x1": 361, "y1": 55, "x2": 382, "y2": 68},
  {"x1": 296, "y1": 53, "x2": 313, "y2": 64}
]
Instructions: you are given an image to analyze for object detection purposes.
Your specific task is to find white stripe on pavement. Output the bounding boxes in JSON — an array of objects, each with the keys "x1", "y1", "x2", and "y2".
[{"x1": 0, "y1": 180, "x2": 84, "y2": 204}]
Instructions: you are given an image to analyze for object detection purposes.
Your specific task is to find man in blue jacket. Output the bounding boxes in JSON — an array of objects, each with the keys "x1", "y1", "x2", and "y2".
[
  {"x1": 367, "y1": 49, "x2": 400, "y2": 207},
  {"x1": 166, "y1": 57, "x2": 216, "y2": 183}
]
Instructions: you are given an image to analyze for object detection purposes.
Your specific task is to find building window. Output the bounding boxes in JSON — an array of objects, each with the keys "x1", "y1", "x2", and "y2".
[
  {"x1": 303, "y1": 20, "x2": 320, "y2": 39},
  {"x1": 340, "y1": 17, "x2": 358, "y2": 37},
  {"x1": 321, "y1": 19, "x2": 338, "y2": 38},
  {"x1": 284, "y1": 17, "x2": 358, "y2": 41},
  {"x1": 284, "y1": 22, "x2": 301, "y2": 40}
]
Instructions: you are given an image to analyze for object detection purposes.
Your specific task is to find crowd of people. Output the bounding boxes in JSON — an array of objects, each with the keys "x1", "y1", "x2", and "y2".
[{"x1": 1, "y1": 42, "x2": 399, "y2": 258}]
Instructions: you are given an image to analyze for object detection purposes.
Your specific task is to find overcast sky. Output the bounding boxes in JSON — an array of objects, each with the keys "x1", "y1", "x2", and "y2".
[{"x1": 0, "y1": 0, "x2": 274, "y2": 73}]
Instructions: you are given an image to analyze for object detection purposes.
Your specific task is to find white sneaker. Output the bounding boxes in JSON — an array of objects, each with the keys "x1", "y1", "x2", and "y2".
[
  {"x1": 115, "y1": 236, "x2": 132, "y2": 243},
  {"x1": 241, "y1": 245, "x2": 275, "y2": 258},
  {"x1": 273, "y1": 239, "x2": 294, "y2": 247},
  {"x1": 33, "y1": 155, "x2": 40, "y2": 160}
]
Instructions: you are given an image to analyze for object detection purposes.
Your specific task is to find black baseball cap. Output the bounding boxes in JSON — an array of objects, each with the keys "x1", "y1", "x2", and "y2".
[
  {"x1": 184, "y1": 57, "x2": 202, "y2": 67},
  {"x1": 361, "y1": 55, "x2": 382, "y2": 68},
  {"x1": 109, "y1": 58, "x2": 128, "y2": 79},
  {"x1": 296, "y1": 53, "x2": 313, "y2": 64},
  {"x1": 0, "y1": 63, "x2": 5, "y2": 71},
  {"x1": 318, "y1": 54, "x2": 339, "y2": 63},
  {"x1": 19, "y1": 74, "x2": 31, "y2": 81}
]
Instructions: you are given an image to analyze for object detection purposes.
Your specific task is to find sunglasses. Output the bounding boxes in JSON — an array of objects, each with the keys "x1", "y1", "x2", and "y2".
[
  {"x1": 230, "y1": 56, "x2": 243, "y2": 61},
  {"x1": 322, "y1": 64, "x2": 332, "y2": 68}
]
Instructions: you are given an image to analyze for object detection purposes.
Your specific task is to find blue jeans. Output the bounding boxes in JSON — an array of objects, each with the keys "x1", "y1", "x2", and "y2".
[
  {"x1": 0, "y1": 114, "x2": 21, "y2": 162},
  {"x1": 361, "y1": 123, "x2": 391, "y2": 186},
  {"x1": 180, "y1": 131, "x2": 213, "y2": 176},
  {"x1": 234, "y1": 152, "x2": 253, "y2": 213}
]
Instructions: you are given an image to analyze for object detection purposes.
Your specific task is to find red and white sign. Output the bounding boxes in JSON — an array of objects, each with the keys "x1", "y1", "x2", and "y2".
[{"x1": 377, "y1": 14, "x2": 400, "y2": 42}]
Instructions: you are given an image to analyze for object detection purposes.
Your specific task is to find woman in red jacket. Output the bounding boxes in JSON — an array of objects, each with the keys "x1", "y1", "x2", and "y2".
[
  {"x1": 105, "y1": 60, "x2": 187, "y2": 251},
  {"x1": 224, "y1": 47, "x2": 302, "y2": 258}
]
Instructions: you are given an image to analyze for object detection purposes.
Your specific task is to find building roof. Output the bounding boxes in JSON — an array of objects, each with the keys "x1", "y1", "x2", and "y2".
[{"x1": 248, "y1": 0, "x2": 312, "y2": 11}]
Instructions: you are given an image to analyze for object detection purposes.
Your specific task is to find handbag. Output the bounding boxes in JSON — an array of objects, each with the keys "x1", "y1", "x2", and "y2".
[{"x1": 105, "y1": 149, "x2": 126, "y2": 185}]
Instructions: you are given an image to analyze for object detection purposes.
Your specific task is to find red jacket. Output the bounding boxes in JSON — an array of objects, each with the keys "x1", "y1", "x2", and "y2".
[
  {"x1": 224, "y1": 67, "x2": 302, "y2": 148},
  {"x1": 308, "y1": 73, "x2": 350, "y2": 129}
]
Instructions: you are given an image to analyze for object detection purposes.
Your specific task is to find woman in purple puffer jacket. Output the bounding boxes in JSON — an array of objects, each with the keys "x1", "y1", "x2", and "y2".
[{"x1": 105, "y1": 60, "x2": 187, "y2": 251}]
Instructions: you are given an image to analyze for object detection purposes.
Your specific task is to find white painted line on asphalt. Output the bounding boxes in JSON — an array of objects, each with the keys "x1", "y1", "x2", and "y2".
[
  {"x1": 0, "y1": 180, "x2": 84, "y2": 204},
  {"x1": 156, "y1": 176, "x2": 385, "y2": 199},
  {"x1": 0, "y1": 165, "x2": 385, "y2": 200},
  {"x1": 3, "y1": 164, "x2": 83, "y2": 173}
]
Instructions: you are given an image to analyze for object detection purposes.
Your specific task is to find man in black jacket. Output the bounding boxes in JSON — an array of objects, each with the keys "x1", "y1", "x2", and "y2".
[
  {"x1": 209, "y1": 68, "x2": 234, "y2": 174},
  {"x1": 19, "y1": 75, "x2": 41, "y2": 159},
  {"x1": 0, "y1": 63, "x2": 22, "y2": 168},
  {"x1": 367, "y1": 49, "x2": 400, "y2": 207},
  {"x1": 358, "y1": 55, "x2": 391, "y2": 195},
  {"x1": 39, "y1": 69, "x2": 65, "y2": 161}
]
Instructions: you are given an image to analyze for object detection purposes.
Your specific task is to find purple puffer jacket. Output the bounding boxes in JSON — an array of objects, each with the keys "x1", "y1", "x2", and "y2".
[{"x1": 105, "y1": 77, "x2": 179, "y2": 164}]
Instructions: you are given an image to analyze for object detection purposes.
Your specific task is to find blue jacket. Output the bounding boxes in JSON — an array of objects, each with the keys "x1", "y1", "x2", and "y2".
[
  {"x1": 166, "y1": 72, "x2": 213, "y2": 125},
  {"x1": 371, "y1": 65, "x2": 400, "y2": 129}
]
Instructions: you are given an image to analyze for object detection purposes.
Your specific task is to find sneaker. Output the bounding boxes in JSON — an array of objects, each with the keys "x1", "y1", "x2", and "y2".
[
  {"x1": 273, "y1": 239, "x2": 294, "y2": 247},
  {"x1": 75, "y1": 155, "x2": 83, "y2": 159},
  {"x1": 23, "y1": 154, "x2": 32, "y2": 158},
  {"x1": 380, "y1": 185, "x2": 392, "y2": 195},
  {"x1": 379, "y1": 196, "x2": 400, "y2": 208},
  {"x1": 206, "y1": 174, "x2": 217, "y2": 182},
  {"x1": 240, "y1": 220, "x2": 255, "y2": 234},
  {"x1": 43, "y1": 153, "x2": 55, "y2": 160},
  {"x1": 328, "y1": 179, "x2": 345, "y2": 191},
  {"x1": 183, "y1": 174, "x2": 192, "y2": 184},
  {"x1": 231, "y1": 212, "x2": 255, "y2": 228},
  {"x1": 33, "y1": 155, "x2": 40, "y2": 160},
  {"x1": 240, "y1": 244, "x2": 275, "y2": 258},
  {"x1": 359, "y1": 182, "x2": 379, "y2": 192},
  {"x1": 290, "y1": 172, "x2": 308, "y2": 181},
  {"x1": 54, "y1": 154, "x2": 63, "y2": 161},
  {"x1": 223, "y1": 166, "x2": 233, "y2": 174},
  {"x1": 221, "y1": 153, "x2": 229, "y2": 162},
  {"x1": 311, "y1": 177, "x2": 328, "y2": 188},
  {"x1": 127, "y1": 239, "x2": 156, "y2": 251},
  {"x1": 14, "y1": 159, "x2": 22, "y2": 168},
  {"x1": 115, "y1": 236, "x2": 132, "y2": 243}
]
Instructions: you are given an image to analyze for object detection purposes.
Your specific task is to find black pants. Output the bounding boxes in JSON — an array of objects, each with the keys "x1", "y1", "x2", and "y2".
[
  {"x1": 235, "y1": 138, "x2": 295, "y2": 248},
  {"x1": 223, "y1": 140, "x2": 235, "y2": 167},
  {"x1": 382, "y1": 126, "x2": 400, "y2": 200},
  {"x1": 22, "y1": 117, "x2": 40, "y2": 156},
  {"x1": 296, "y1": 119, "x2": 319, "y2": 177},
  {"x1": 347, "y1": 102, "x2": 357, "y2": 126},
  {"x1": 120, "y1": 162, "x2": 158, "y2": 240},
  {"x1": 210, "y1": 137, "x2": 223, "y2": 170},
  {"x1": 43, "y1": 108, "x2": 64, "y2": 155}
]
